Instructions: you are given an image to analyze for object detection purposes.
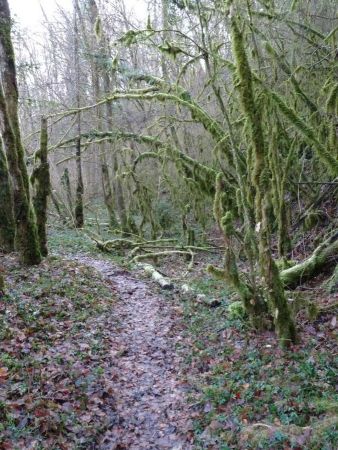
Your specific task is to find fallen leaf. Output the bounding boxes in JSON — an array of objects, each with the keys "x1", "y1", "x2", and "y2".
[
  {"x1": 0, "y1": 366, "x2": 9, "y2": 381},
  {"x1": 330, "y1": 316, "x2": 336, "y2": 329}
]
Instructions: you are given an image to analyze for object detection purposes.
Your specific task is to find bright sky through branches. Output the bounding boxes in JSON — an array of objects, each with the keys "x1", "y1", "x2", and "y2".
[{"x1": 9, "y1": 0, "x2": 147, "y2": 28}]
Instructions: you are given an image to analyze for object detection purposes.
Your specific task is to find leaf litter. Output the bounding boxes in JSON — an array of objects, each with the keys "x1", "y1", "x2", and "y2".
[{"x1": 0, "y1": 254, "x2": 194, "y2": 449}]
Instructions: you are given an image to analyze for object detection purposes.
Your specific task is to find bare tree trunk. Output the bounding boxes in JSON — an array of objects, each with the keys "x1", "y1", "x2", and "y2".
[
  {"x1": 74, "y1": 134, "x2": 84, "y2": 228},
  {"x1": 31, "y1": 117, "x2": 51, "y2": 256},
  {"x1": 113, "y1": 149, "x2": 129, "y2": 232},
  {"x1": 50, "y1": 191, "x2": 68, "y2": 225},
  {"x1": 73, "y1": 0, "x2": 84, "y2": 228},
  {"x1": 87, "y1": 0, "x2": 119, "y2": 228},
  {"x1": 61, "y1": 168, "x2": 73, "y2": 212}
]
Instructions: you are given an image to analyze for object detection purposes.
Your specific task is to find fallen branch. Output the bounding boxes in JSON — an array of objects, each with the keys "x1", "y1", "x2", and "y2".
[
  {"x1": 136, "y1": 263, "x2": 174, "y2": 290},
  {"x1": 281, "y1": 232, "x2": 338, "y2": 288},
  {"x1": 132, "y1": 250, "x2": 193, "y2": 263}
]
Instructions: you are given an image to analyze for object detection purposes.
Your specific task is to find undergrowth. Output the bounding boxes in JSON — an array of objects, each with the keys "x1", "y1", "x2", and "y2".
[{"x1": 182, "y1": 277, "x2": 338, "y2": 449}]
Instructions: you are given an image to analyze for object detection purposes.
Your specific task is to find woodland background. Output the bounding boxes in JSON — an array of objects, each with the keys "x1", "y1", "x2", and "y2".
[{"x1": 0, "y1": 0, "x2": 337, "y2": 448}]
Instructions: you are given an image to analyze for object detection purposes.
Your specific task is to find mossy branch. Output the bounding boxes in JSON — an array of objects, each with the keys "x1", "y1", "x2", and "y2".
[
  {"x1": 269, "y1": 91, "x2": 338, "y2": 175},
  {"x1": 280, "y1": 232, "x2": 338, "y2": 288}
]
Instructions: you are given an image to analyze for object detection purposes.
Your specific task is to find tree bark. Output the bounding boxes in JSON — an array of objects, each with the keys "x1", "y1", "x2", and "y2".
[
  {"x1": 31, "y1": 117, "x2": 51, "y2": 256},
  {"x1": 230, "y1": 17, "x2": 296, "y2": 346},
  {"x1": 0, "y1": 0, "x2": 41, "y2": 264},
  {"x1": 103, "y1": 72, "x2": 129, "y2": 233},
  {"x1": 87, "y1": 0, "x2": 119, "y2": 229},
  {"x1": 0, "y1": 136, "x2": 15, "y2": 251},
  {"x1": 73, "y1": 0, "x2": 84, "y2": 228}
]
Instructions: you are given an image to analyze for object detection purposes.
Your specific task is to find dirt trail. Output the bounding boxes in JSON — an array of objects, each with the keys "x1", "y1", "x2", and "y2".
[{"x1": 72, "y1": 255, "x2": 193, "y2": 450}]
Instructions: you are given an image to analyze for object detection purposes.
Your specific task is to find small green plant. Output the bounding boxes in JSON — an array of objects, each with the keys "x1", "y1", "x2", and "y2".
[{"x1": 228, "y1": 301, "x2": 246, "y2": 319}]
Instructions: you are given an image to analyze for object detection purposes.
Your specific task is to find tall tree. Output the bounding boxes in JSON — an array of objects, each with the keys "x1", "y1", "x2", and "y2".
[
  {"x1": 73, "y1": 0, "x2": 84, "y2": 228},
  {"x1": 0, "y1": 0, "x2": 41, "y2": 264},
  {"x1": 31, "y1": 117, "x2": 51, "y2": 256},
  {"x1": 87, "y1": 0, "x2": 119, "y2": 228}
]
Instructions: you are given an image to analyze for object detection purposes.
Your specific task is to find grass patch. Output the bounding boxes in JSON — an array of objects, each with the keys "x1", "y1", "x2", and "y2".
[{"x1": 47, "y1": 226, "x2": 128, "y2": 267}]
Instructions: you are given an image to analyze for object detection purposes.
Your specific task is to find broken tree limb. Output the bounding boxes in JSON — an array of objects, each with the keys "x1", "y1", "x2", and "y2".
[
  {"x1": 86, "y1": 232, "x2": 217, "y2": 257},
  {"x1": 280, "y1": 232, "x2": 338, "y2": 288},
  {"x1": 132, "y1": 250, "x2": 193, "y2": 263},
  {"x1": 136, "y1": 263, "x2": 174, "y2": 289},
  {"x1": 136, "y1": 263, "x2": 221, "y2": 305}
]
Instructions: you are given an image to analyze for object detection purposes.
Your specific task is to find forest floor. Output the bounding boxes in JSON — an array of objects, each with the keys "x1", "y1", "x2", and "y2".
[{"x1": 0, "y1": 227, "x2": 337, "y2": 449}]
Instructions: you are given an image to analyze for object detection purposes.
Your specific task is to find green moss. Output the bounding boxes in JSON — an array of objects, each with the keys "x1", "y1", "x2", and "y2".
[
  {"x1": 231, "y1": 15, "x2": 296, "y2": 346},
  {"x1": 220, "y1": 212, "x2": 235, "y2": 237},
  {"x1": 326, "y1": 83, "x2": 338, "y2": 115},
  {"x1": 304, "y1": 210, "x2": 322, "y2": 231},
  {"x1": 269, "y1": 90, "x2": 338, "y2": 175},
  {"x1": 228, "y1": 301, "x2": 246, "y2": 319},
  {"x1": 213, "y1": 173, "x2": 224, "y2": 225},
  {"x1": 0, "y1": 138, "x2": 15, "y2": 252},
  {"x1": 326, "y1": 265, "x2": 338, "y2": 294},
  {"x1": 0, "y1": 77, "x2": 40, "y2": 265}
]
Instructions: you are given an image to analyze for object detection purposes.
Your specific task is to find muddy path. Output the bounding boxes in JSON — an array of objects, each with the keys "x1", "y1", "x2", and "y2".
[{"x1": 71, "y1": 255, "x2": 194, "y2": 450}]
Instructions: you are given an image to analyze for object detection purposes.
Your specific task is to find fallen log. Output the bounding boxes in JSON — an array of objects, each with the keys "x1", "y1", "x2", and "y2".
[
  {"x1": 137, "y1": 265, "x2": 221, "y2": 305},
  {"x1": 281, "y1": 232, "x2": 338, "y2": 288},
  {"x1": 136, "y1": 263, "x2": 174, "y2": 290},
  {"x1": 132, "y1": 250, "x2": 192, "y2": 263}
]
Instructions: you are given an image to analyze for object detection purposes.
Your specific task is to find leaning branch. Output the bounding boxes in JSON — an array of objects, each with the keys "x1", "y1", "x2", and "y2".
[{"x1": 280, "y1": 232, "x2": 338, "y2": 288}]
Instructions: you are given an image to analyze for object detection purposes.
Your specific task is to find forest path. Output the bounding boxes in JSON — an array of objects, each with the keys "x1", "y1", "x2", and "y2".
[{"x1": 71, "y1": 255, "x2": 193, "y2": 450}]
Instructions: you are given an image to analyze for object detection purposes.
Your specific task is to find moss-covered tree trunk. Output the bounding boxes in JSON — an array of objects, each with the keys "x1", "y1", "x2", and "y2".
[
  {"x1": 0, "y1": 0, "x2": 30, "y2": 196},
  {"x1": 207, "y1": 174, "x2": 267, "y2": 327},
  {"x1": 31, "y1": 117, "x2": 51, "y2": 256},
  {"x1": 230, "y1": 17, "x2": 296, "y2": 346},
  {"x1": 103, "y1": 72, "x2": 129, "y2": 233},
  {"x1": 0, "y1": 137, "x2": 15, "y2": 251},
  {"x1": 281, "y1": 232, "x2": 338, "y2": 288},
  {"x1": 0, "y1": 0, "x2": 41, "y2": 265}
]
